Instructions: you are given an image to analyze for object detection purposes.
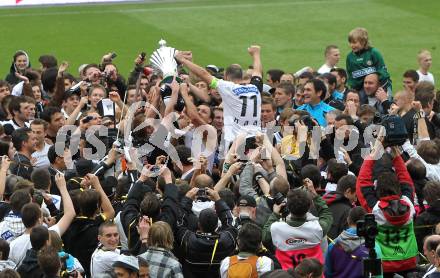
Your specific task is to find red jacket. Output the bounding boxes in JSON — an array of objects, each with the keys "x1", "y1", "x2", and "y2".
[
  {"x1": 356, "y1": 155, "x2": 414, "y2": 213},
  {"x1": 356, "y1": 155, "x2": 416, "y2": 273}
]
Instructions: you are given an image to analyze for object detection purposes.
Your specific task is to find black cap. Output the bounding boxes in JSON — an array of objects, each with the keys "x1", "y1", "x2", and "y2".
[{"x1": 238, "y1": 195, "x2": 256, "y2": 208}]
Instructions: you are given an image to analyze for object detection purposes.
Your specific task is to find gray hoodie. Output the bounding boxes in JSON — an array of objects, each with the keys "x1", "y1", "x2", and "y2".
[{"x1": 333, "y1": 228, "x2": 365, "y2": 253}]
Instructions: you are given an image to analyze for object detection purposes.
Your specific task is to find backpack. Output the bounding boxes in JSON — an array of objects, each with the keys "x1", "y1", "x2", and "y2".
[{"x1": 227, "y1": 255, "x2": 259, "y2": 278}]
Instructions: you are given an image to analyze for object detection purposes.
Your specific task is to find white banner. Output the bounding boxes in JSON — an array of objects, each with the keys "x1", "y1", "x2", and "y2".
[{"x1": 0, "y1": 0, "x2": 135, "y2": 6}]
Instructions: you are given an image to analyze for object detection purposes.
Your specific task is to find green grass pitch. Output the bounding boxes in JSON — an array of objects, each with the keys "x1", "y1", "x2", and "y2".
[{"x1": 0, "y1": 0, "x2": 439, "y2": 90}]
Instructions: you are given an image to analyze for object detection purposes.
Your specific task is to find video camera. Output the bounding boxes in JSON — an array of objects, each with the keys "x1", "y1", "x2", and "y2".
[
  {"x1": 373, "y1": 114, "x2": 407, "y2": 147},
  {"x1": 357, "y1": 213, "x2": 382, "y2": 277}
]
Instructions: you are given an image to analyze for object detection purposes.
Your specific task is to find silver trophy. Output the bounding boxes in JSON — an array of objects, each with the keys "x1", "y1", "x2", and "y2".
[
  {"x1": 150, "y1": 39, "x2": 178, "y2": 80},
  {"x1": 149, "y1": 39, "x2": 184, "y2": 110}
]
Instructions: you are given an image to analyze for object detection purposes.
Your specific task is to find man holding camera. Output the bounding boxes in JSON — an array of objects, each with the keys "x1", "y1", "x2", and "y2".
[
  {"x1": 262, "y1": 179, "x2": 332, "y2": 270},
  {"x1": 176, "y1": 187, "x2": 237, "y2": 278},
  {"x1": 356, "y1": 139, "x2": 418, "y2": 276}
]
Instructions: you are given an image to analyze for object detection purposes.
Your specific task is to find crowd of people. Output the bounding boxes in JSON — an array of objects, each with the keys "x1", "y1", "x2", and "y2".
[{"x1": 0, "y1": 26, "x2": 438, "y2": 278}]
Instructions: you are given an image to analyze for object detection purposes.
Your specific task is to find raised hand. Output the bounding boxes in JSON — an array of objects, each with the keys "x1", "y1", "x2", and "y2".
[
  {"x1": 109, "y1": 91, "x2": 121, "y2": 103},
  {"x1": 174, "y1": 50, "x2": 192, "y2": 63},
  {"x1": 248, "y1": 45, "x2": 261, "y2": 56},
  {"x1": 376, "y1": 87, "x2": 388, "y2": 103},
  {"x1": 58, "y1": 61, "x2": 69, "y2": 76},
  {"x1": 412, "y1": 101, "x2": 423, "y2": 112}
]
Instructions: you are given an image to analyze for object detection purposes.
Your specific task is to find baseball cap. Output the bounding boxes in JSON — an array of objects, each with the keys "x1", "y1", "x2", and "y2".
[
  {"x1": 113, "y1": 254, "x2": 139, "y2": 272},
  {"x1": 238, "y1": 195, "x2": 256, "y2": 208}
]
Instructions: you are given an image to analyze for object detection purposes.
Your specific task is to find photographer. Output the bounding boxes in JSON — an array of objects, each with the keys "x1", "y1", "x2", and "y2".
[
  {"x1": 356, "y1": 139, "x2": 418, "y2": 276},
  {"x1": 116, "y1": 163, "x2": 181, "y2": 255},
  {"x1": 324, "y1": 206, "x2": 381, "y2": 278},
  {"x1": 102, "y1": 63, "x2": 126, "y2": 100},
  {"x1": 234, "y1": 195, "x2": 257, "y2": 230},
  {"x1": 262, "y1": 180, "x2": 332, "y2": 270},
  {"x1": 176, "y1": 187, "x2": 237, "y2": 278},
  {"x1": 233, "y1": 143, "x2": 290, "y2": 227}
]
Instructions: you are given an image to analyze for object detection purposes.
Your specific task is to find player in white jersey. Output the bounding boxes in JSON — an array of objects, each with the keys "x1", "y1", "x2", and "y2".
[{"x1": 175, "y1": 46, "x2": 263, "y2": 144}]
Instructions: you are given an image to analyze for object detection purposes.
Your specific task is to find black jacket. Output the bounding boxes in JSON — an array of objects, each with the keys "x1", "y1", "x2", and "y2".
[
  {"x1": 119, "y1": 179, "x2": 181, "y2": 255},
  {"x1": 17, "y1": 249, "x2": 43, "y2": 278},
  {"x1": 176, "y1": 199, "x2": 238, "y2": 278},
  {"x1": 415, "y1": 200, "x2": 440, "y2": 253},
  {"x1": 61, "y1": 215, "x2": 105, "y2": 277},
  {"x1": 322, "y1": 191, "x2": 352, "y2": 240},
  {"x1": 10, "y1": 153, "x2": 33, "y2": 181}
]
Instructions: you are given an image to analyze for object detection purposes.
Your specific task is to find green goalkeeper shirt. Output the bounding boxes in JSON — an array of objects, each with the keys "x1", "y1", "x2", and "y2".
[{"x1": 346, "y1": 47, "x2": 391, "y2": 91}]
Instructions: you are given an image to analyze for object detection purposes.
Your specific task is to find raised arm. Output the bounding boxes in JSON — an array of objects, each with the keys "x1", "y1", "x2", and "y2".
[
  {"x1": 54, "y1": 173, "x2": 76, "y2": 236},
  {"x1": 262, "y1": 135, "x2": 287, "y2": 180},
  {"x1": 87, "y1": 174, "x2": 115, "y2": 220},
  {"x1": 164, "y1": 78, "x2": 179, "y2": 117},
  {"x1": 49, "y1": 62, "x2": 69, "y2": 108},
  {"x1": 187, "y1": 82, "x2": 211, "y2": 103},
  {"x1": 180, "y1": 83, "x2": 207, "y2": 127},
  {"x1": 248, "y1": 45, "x2": 262, "y2": 78},
  {"x1": 66, "y1": 96, "x2": 88, "y2": 126},
  {"x1": 214, "y1": 162, "x2": 243, "y2": 192},
  {"x1": 356, "y1": 157, "x2": 377, "y2": 213},
  {"x1": 175, "y1": 51, "x2": 214, "y2": 86},
  {"x1": 392, "y1": 149, "x2": 415, "y2": 202},
  {"x1": 413, "y1": 101, "x2": 430, "y2": 140},
  {"x1": 0, "y1": 156, "x2": 10, "y2": 199},
  {"x1": 109, "y1": 91, "x2": 128, "y2": 119},
  {"x1": 304, "y1": 178, "x2": 333, "y2": 236}
]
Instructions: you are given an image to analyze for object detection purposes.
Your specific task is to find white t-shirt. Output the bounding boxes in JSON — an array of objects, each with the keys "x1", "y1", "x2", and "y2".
[
  {"x1": 220, "y1": 255, "x2": 273, "y2": 278},
  {"x1": 90, "y1": 247, "x2": 120, "y2": 277},
  {"x1": 317, "y1": 64, "x2": 334, "y2": 74},
  {"x1": 417, "y1": 70, "x2": 435, "y2": 85},
  {"x1": 8, "y1": 225, "x2": 60, "y2": 267},
  {"x1": 215, "y1": 79, "x2": 261, "y2": 142},
  {"x1": 31, "y1": 142, "x2": 51, "y2": 168}
]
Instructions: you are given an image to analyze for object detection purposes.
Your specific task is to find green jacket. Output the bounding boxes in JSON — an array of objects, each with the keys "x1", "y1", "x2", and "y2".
[
  {"x1": 262, "y1": 195, "x2": 333, "y2": 246},
  {"x1": 346, "y1": 47, "x2": 391, "y2": 91}
]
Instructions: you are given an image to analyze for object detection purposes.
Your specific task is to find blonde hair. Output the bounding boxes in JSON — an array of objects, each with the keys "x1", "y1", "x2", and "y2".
[
  {"x1": 148, "y1": 221, "x2": 174, "y2": 250},
  {"x1": 418, "y1": 49, "x2": 432, "y2": 61},
  {"x1": 348, "y1": 27, "x2": 370, "y2": 48}
]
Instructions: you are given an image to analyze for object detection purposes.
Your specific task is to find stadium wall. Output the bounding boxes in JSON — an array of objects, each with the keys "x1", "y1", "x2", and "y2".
[{"x1": 0, "y1": 0, "x2": 136, "y2": 7}]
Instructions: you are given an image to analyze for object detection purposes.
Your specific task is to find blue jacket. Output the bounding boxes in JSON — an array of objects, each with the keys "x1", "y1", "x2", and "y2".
[
  {"x1": 325, "y1": 227, "x2": 382, "y2": 278},
  {"x1": 297, "y1": 101, "x2": 335, "y2": 127}
]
